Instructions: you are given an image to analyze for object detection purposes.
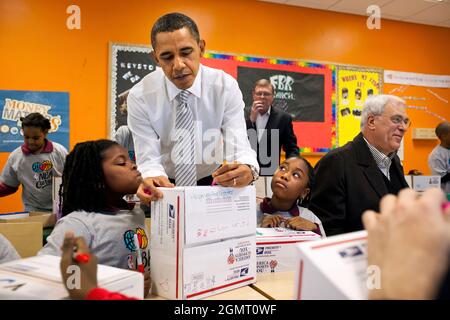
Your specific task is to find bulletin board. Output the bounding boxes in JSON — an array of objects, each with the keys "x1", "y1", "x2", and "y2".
[
  {"x1": 108, "y1": 42, "x2": 156, "y2": 137},
  {"x1": 336, "y1": 65, "x2": 383, "y2": 146},
  {"x1": 108, "y1": 43, "x2": 337, "y2": 153},
  {"x1": 202, "y1": 52, "x2": 336, "y2": 153}
]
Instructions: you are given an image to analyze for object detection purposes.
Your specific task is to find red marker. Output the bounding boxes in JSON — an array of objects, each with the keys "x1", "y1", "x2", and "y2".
[
  {"x1": 134, "y1": 233, "x2": 145, "y2": 273},
  {"x1": 73, "y1": 252, "x2": 90, "y2": 264}
]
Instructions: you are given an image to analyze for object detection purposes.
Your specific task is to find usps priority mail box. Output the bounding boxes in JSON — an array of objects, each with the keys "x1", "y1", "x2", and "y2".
[
  {"x1": 256, "y1": 227, "x2": 321, "y2": 274},
  {"x1": 0, "y1": 255, "x2": 144, "y2": 299},
  {"x1": 294, "y1": 230, "x2": 368, "y2": 300},
  {"x1": 151, "y1": 186, "x2": 257, "y2": 300}
]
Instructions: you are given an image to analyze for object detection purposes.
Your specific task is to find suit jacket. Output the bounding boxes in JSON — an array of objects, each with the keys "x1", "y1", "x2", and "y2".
[
  {"x1": 309, "y1": 132, "x2": 409, "y2": 236},
  {"x1": 246, "y1": 107, "x2": 299, "y2": 175}
]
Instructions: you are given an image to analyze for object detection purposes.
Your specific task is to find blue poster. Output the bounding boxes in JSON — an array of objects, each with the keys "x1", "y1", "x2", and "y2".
[{"x1": 0, "y1": 90, "x2": 69, "y2": 152}]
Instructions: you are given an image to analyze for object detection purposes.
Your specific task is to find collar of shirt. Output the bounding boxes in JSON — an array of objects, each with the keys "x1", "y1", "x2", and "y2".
[
  {"x1": 100, "y1": 199, "x2": 136, "y2": 214},
  {"x1": 363, "y1": 137, "x2": 395, "y2": 169},
  {"x1": 21, "y1": 139, "x2": 54, "y2": 155},
  {"x1": 260, "y1": 197, "x2": 299, "y2": 216},
  {"x1": 166, "y1": 64, "x2": 203, "y2": 102}
]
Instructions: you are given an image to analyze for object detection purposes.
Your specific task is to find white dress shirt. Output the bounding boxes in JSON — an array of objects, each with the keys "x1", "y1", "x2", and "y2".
[
  {"x1": 127, "y1": 64, "x2": 259, "y2": 180},
  {"x1": 255, "y1": 106, "x2": 271, "y2": 141},
  {"x1": 364, "y1": 137, "x2": 395, "y2": 180}
]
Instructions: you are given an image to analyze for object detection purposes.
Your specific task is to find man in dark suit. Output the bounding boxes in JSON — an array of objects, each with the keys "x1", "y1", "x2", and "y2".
[
  {"x1": 310, "y1": 94, "x2": 410, "y2": 236},
  {"x1": 246, "y1": 79, "x2": 299, "y2": 176}
]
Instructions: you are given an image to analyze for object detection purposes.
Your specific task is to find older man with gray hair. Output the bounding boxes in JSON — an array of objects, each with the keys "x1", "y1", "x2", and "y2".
[{"x1": 309, "y1": 94, "x2": 411, "y2": 236}]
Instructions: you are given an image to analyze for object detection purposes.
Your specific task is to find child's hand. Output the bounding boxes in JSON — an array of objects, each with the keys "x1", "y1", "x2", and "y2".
[
  {"x1": 143, "y1": 270, "x2": 151, "y2": 298},
  {"x1": 261, "y1": 215, "x2": 285, "y2": 228},
  {"x1": 285, "y1": 217, "x2": 317, "y2": 231},
  {"x1": 60, "y1": 231, "x2": 98, "y2": 300},
  {"x1": 137, "y1": 176, "x2": 174, "y2": 204}
]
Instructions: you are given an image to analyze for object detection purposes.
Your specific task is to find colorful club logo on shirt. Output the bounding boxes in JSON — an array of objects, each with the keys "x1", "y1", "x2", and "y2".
[
  {"x1": 123, "y1": 228, "x2": 148, "y2": 252},
  {"x1": 32, "y1": 160, "x2": 53, "y2": 173},
  {"x1": 32, "y1": 160, "x2": 54, "y2": 189},
  {"x1": 124, "y1": 227, "x2": 150, "y2": 271}
]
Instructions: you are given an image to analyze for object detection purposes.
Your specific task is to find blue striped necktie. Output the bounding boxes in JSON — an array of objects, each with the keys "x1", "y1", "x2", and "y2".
[{"x1": 174, "y1": 90, "x2": 197, "y2": 186}]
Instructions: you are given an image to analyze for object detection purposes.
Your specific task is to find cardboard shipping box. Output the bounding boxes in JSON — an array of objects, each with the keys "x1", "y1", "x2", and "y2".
[
  {"x1": 256, "y1": 227, "x2": 321, "y2": 274},
  {"x1": 0, "y1": 255, "x2": 144, "y2": 299},
  {"x1": 151, "y1": 186, "x2": 257, "y2": 300},
  {"x1": 0, "y1": 211, "x2": 55, "y2": 228},
  {"x1": 294, "y1": 230, "x2": 368, "y2": 300},
  {"x1": 0, "y1": 211, "x2": 56, "y2": 258},
  {"x1": 0, "y1": 222, "x2": 42, "y2": 258}
]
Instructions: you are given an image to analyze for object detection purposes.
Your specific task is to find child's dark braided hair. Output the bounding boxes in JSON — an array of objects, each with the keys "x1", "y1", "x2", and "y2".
[{"x1": 59, "y1": 139, "x2": 119, "y2": 216}]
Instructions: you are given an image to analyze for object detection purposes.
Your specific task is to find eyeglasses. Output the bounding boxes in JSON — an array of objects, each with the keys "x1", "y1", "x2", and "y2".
[
  {"x1": 389, "y1": 115, "x2": 411, "y2": 128},
  {"x1": 254, "y1": 92, "x2": 273, "y2": 98},
  {"x1": 375, "y1": 114, "x2": 411, "y2": 129}
]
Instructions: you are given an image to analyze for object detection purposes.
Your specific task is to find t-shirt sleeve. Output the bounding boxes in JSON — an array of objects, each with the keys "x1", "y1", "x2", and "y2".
[
  {"x1": 0, "y1": 151, "x2": 20, "y2": 188},
  {"x1": 0, "y1": 234, "x2": 21, "y2": 264},
  {"x1": 38, "y1": 216, "x2": 92, "y2": 257}
]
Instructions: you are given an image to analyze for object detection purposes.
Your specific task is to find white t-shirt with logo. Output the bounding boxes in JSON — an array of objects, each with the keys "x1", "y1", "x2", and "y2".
[
  {"x1": 38, "y1": 207, "x2": 150, "y2": 272},
  {"x1": 0, "y1": 142, "x2": 67, "y2": 212}
]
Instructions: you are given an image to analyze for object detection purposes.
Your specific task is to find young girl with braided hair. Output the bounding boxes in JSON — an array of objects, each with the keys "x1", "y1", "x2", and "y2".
[{"x1": 39, "y1": 139, "x2": 151, "y2": 296}]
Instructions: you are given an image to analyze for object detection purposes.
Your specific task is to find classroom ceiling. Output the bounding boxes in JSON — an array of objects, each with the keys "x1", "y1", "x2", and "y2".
[{"x1": 259, "y1": 0, "x2": 450, "y2": 28}]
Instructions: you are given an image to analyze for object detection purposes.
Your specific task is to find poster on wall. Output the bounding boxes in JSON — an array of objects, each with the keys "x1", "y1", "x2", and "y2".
[
  {"x1": 0, "y1": 90, "x2": 69, "y2": 152},
  {"x1": 108, "y1": 43, "x2": 156, "y2": 137},
  {"x1": 202, "y1": 52, "x2": 336, "y2": 153},
  {"x1": 108, "y1": 44, "x2": 336, "y2": 153},
  {"x1": 336, "y1": 66, "x2": 383, "y2": 146}
]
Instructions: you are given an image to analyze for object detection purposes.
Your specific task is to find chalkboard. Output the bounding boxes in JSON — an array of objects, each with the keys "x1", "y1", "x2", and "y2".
[{"x1": 108, "y1": 43, "x2": 156, "y2": 137}]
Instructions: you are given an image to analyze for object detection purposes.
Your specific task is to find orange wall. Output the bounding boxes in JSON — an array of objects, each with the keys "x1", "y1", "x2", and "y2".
[{"x1": 1, "y1": 0, "x2": 450, "y2": 212}]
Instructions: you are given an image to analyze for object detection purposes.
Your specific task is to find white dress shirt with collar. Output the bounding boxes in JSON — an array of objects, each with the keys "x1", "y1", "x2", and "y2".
[
  {"x1": 363, "y1": 137, "x2": 395, "y2": 180},
  {"x1": 255, "y1": 106, "x2": 271, "y2": 141},
  {"x1": 127, "y1": 64, "x2": 259, "y2": 180}
]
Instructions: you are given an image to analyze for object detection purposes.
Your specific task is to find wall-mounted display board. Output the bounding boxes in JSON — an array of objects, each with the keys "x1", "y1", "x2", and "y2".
[
  {"x1": 0, "y1": 90, "x2": 69, "y2": 152},
  {"x1": 336, "y1": 65, "x2": 383, "y2": 147}
]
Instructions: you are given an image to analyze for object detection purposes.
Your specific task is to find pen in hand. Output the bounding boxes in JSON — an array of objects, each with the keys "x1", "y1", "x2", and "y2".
[
  {"x1": 134, "y1": 233, "x2": 145, "y2": 273},
  {"x1": 211, "y1": 160, "x2": 228, "y2": 186}
]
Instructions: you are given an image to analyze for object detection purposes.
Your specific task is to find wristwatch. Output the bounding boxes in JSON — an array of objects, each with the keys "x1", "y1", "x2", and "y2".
[{"x1": 246, "y1": 165, "x2": 259, "y2": 184}]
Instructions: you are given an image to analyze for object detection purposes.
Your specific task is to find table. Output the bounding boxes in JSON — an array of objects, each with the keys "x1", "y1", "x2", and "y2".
[
  {"x1": 250, "y1": 271, "x2": 296, "y2": 300},
  {"x1": 146, "y1": 284, "x2": 267, "y2": 300}
]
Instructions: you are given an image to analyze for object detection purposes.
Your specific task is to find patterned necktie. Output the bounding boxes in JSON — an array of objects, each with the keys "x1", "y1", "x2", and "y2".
[{"x1": 174, "y1": 90, "x2": 197, "y2": 186}]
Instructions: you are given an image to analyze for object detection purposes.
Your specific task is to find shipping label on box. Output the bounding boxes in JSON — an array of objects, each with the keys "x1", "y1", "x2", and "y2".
[
  {"x1": 294, "y1": 230, "x2": 368, "y2": 300},
  {"x1": 256, "y1": 227, "x2": 320, "y2": 274},
  {"x1": 183, "y1": 235, "x2": 256, "y2": 299},
  {"x1": 0, "y1": 255, "x2": 144, "y2": 299},
  {"x1": 151, "y1": 186, "x2": 256, "y2": 300},
  {"x1": 412, "y1": 175, "x2": 440, "y2": 192}
]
